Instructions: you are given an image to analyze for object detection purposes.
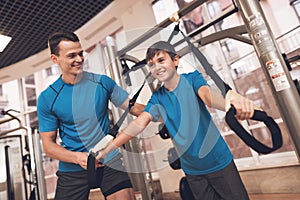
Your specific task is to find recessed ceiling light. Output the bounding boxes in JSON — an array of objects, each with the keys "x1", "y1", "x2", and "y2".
[
  {"x1": 0, "y1": 34, "x2": 12, "y2": 52},
  {"x1": 184, "y1": 0, "x2": 194, "y2": 3}
]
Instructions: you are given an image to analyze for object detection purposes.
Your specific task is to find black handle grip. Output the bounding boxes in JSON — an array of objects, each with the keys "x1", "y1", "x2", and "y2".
[
  {"x1": 225, "y1": 106, "x2": 282, "y2": 154},
  {"x1": 87, "y1": 154, "x2": 104, "y2": 189}
]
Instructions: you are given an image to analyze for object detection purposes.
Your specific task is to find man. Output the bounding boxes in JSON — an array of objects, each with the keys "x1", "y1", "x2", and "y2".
[{"x1": 37, "y1": 31, "x2": 143, "y2": 200}]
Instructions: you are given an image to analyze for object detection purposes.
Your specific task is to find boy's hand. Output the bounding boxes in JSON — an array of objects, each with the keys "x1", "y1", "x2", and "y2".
[
  {"x1": 95, "y1": 149, "x2": 107, "y2": 162},
  {"x1": 95, "y1": 139, "x2": 118, "y2": 162},
  {"x1": 225, "y1": 90, "x2": 257, "y2": 120}
]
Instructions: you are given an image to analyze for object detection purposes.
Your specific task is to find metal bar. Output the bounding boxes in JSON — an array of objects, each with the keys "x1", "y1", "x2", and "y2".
[
  {"x1": 0, "y1": 127, "x2": 27, "y2": 137},
  {"x1": 32, "y1": 128, "x2": 47, "y2": 200},
  {"x1": 5, "y1": 145, "x2": 15, "y2": 200},
  {"x1": 117, "y1": 0, "x2": 209, "y2": 56},
  {"x1": 171, "y1": 4, "x2": 238, "y2": 48},
  {"x1": 198, "y1": 25, "x2": 251, "y2": 46},
  {"x1": 106, "y1": 38, "x2": 152, "y2": 200},
  {"x1": 235, "y1": 0, "x2": 300, "y2": 158},
  {"x1": 188, "y1": 4, "x2": 238, "y2": 38},
  {"x1": 0, "y1": 117, "x2": 19, "y2": 124}
]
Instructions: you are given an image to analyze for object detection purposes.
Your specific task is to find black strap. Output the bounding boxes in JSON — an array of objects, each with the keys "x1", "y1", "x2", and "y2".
[
  {"x1": 109, "y1": 72, "x2": 150, "y2": 137},
  {"x1": 169, "y1": 23, "x2": 282, "y2": 154},
  {"x1": 225, "y1": 107, "x2": 282, "y2": 154},
  {"x1": 87, "y1": 72, "x2": 149, "y2": 187}
]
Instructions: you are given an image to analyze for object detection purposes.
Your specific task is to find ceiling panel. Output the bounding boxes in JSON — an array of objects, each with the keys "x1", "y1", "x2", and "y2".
[{"x1": 0, "y1": 0, "x2": 114, "y2": 70}]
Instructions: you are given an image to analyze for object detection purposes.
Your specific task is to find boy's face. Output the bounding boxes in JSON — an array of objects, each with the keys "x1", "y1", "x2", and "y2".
[
  {"x1": 147, "y1": 51, "x2": 179, "y2": 83},
  {"x1": 50, "y1": 40, "x2": 84, "y2": 77}
]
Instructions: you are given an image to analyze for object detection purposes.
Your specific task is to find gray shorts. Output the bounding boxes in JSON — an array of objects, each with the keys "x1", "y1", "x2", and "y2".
[
  {"x1": 185, "y1": 160, "x2": 249, "y2": 200},
  {"x1": 54, "y1": 155, "x2": 132, "y2": 200}
]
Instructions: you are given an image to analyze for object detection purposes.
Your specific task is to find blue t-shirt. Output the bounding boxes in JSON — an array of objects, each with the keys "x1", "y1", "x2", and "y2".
[
  {"x1": 37, "y1": 71, "x2": 128, "y2": 172},
  {"x1": 144, "y1": 70, "x2": 233, "y2": 175}
]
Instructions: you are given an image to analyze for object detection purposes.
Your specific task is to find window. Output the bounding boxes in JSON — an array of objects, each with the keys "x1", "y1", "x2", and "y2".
[
  {"x1": 44, "y1": 64, "x2": 60, "y2": 78},
  {"x1": 0, "y1": 85, "x2": 2, "y2": 96},
  {"x1": 291, "y1": 0, "x2": 300, "y2": 20}
]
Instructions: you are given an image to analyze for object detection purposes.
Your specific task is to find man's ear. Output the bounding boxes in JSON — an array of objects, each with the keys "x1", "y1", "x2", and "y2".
[{"x1": 50, "y1": 54, "x2": 58, "y2": 64}]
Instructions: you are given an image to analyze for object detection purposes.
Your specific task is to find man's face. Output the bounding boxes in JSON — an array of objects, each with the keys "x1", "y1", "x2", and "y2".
[
  {"x1": 147, "y1": 51, "x2": 179, "y2": 83},
  {"x1": 51, "y1": 40, "x2": 84, "y2": 76}
]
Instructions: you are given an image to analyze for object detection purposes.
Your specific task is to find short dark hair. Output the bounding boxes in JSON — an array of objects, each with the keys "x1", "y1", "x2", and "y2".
[
  {"x1": 145, "y1": 41, "x2": 177, "y2": 62},
  {"x1": 48, "y1": 31, "x2": 80, "y2": 55}
]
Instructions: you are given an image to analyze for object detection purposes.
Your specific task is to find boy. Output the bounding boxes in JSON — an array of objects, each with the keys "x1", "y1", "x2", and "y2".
[{"x1": 97, "y1": 41, "x2": 252, "y2": 200}]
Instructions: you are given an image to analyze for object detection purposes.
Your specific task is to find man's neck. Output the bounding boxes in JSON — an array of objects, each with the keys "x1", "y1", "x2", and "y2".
[{"x1": 62, "y1": 72, "x2": 83, "y2": 84}]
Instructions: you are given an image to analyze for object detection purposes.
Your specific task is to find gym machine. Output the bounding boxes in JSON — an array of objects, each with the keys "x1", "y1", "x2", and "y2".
[
  {"x1": 0, "y1": 109, "x2": 47, "y2": 200},
  {"x1": 92, "y1": 0, "x2": 300, "y2": 199}
]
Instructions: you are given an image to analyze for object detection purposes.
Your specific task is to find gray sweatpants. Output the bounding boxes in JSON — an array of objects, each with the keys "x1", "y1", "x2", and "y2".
[{"x1": 185, "y1": 160, "x2": 249, "y2": 200}]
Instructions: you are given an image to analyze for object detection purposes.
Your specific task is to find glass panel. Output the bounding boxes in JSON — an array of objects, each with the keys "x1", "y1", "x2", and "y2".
[
  {"x1": 234, "y1": 66, "x2": 282, "y2": 119},
  {"x1": 231, "y1": 55, "x2": 295, "y2": 154},
  {"x1": 224, "y1": 134, "x2": 252, "y2": 158},
  {"x1": 28, "y1": 111, "x2": 38, "y2": 128},
  {"x1": 25, "y1": 74, "x2": 35, "y2": 85},
  {"x1": 291, "y1": 0, "x2": 300, "y2": 18},
  {"x1": 43, "y1": 156, "x2": 58, "y2": 196},
  {"x1": 26, "y1": 88, "x2": 37, "y2": 106},
  {"x1": 252, "y1": 124, "x2": 295, "y2": 153},
  {"x1": 176, "y1": 0, "x2": 205, "y2": 34}
]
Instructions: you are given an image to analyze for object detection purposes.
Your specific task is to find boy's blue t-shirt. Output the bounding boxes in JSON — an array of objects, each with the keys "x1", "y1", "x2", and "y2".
[
  {"x1": 144, "y1": 70, "x2": 233, "y2": 175},
  {"x1": 37, "y1": 71, "x2": 129, "y2": 172}
]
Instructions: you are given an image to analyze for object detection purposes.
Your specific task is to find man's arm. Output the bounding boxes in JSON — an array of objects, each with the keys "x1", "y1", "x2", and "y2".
[
  {"x1": 119, "y1": 98, "x2": 145, "y2": 117},
  {"x1": 197, "y1": 85, "x2": 254, "y2": 120},
  {"x1": 97, "y1": 112, "x2": 152, "y2": 159},
  {"x1": 40, "y1": 130, "x2": 90, "y2": 169}
]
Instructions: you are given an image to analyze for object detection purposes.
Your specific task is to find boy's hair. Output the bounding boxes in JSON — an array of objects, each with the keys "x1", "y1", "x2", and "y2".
[
  {"x1": 146, "y1": 41, "x2": 177, "y2": 62},
  {"x1": 48, "y1": 31, "x2": 80, "y2": 55}
]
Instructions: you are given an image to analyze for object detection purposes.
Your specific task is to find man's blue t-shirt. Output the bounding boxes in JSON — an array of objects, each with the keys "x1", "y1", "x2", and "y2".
[
  {"x1": 37, "y1": 71, "x2": 128, "y2": 172},
  {"x1": 144, "y1": 70, "x2": 233, "y2": 175}
]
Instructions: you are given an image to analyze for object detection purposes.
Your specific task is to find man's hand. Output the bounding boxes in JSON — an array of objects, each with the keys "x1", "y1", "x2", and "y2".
[
  {"x1": 76, "y1": 152, "x2": 104, "y2": 169},
  {"x1": 75, "y1": 152, "x2": 89, "y2": 169}
]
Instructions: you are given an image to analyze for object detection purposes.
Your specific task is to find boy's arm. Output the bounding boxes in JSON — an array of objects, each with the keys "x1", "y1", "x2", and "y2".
[
  {"x1": 97, "y1": 112, "x2": 152, "y2": 160},
  {"x1": 197, "y1": 85, "x2": 254, "y2": 120},
  {"x1": 198, "y1": 85, "x2": 225, "y2": 111}
]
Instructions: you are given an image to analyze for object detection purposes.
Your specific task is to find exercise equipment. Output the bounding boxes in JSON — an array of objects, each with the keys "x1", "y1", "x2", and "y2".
[
  {"x1": 172, "y1": 23, "x2": 282, "y2": 154},
  {"x1": 158, "y1": 123, "x2": 170, "y2": 140},
  {"x1": 167, "y1": 147, "x2": 181, "y2": 170},
  {"x1": 179, "y1": 177, "x2": 196, "y2": 200},
  {"x1": 0, "y1": 109, "x2": 46, "y2": 200},
  {"x1": 87, "y1": 73, "x2": 150, "y2": 188},
  {"x1": 119, "y1": 21, "x2": 283, "y2": 155}
]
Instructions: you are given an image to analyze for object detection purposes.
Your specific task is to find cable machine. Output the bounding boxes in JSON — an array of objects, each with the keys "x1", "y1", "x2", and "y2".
[
  {"x1": 104, "y1": 0, "x2": 300, "y2": 199},
  {"x1": 0, "y1": 109, "x2": 47, "y2": 200},
  {"x1": 117, "y1": 0, "x2": 300, "y2": 155}
]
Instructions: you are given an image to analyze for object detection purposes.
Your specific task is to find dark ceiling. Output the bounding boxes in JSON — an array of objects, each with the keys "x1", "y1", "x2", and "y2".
[{"x1": 0, "y1": 0, "x2": 114, "y2": 70}]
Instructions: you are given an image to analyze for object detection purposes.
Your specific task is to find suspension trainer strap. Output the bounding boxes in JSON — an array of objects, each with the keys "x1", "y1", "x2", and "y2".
[
  {"x1": 87, "y1": 72, "x2": 149, "y2": 188},
  {"x1": 169, "y1": 24, "x2": 282, "y2": 154}
]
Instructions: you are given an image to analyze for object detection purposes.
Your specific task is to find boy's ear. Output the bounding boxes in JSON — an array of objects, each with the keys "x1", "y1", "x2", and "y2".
[{"x1": 173, "y1": 55, "x2": 180, "y2": 66}]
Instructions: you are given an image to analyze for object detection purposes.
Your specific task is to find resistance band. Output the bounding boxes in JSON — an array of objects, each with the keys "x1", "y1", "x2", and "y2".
[
  {"x1": 87, "y1": 72, "x2": 150, "y2": 188},
  {"x1": 168, "y1": 23, "x2": 282, "y2": 154}
]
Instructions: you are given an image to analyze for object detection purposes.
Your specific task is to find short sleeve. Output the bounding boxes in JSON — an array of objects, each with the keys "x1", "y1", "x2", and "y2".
[
  {"x1": 144, "y1": 93, "x2": 162, "y2": 122},
  {"x1": 189, "y1": 70, "x2": 208, "y2": 92},
  {"x1": 98, "y1": 75, "x2": 129, "y2": 107},
  {"x1": 37, "y1": 94, "x2": 58, "y2": 132}
]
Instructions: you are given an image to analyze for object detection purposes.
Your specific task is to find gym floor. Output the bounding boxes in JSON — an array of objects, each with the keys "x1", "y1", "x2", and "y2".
[
  {"x1": 162, "y1": 192, "x2": 300, "y2": 200},
  {"x1": 88, "y1": 190, "x2": 300, "y2": 200}
]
